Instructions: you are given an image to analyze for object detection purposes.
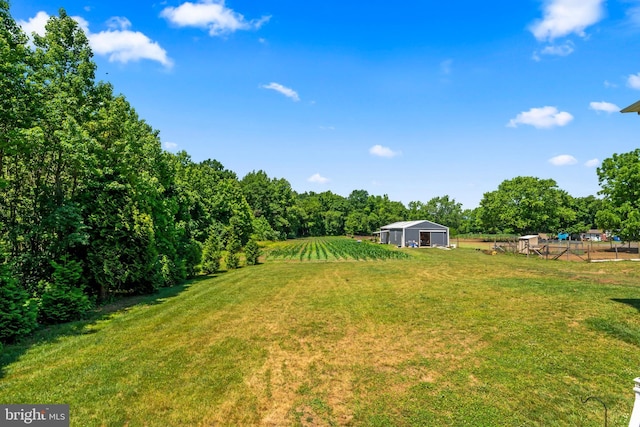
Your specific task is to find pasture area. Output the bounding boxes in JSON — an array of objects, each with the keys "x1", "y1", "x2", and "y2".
[{"x1": 2, "y1": 240, "x2": 640, "y2": 426}]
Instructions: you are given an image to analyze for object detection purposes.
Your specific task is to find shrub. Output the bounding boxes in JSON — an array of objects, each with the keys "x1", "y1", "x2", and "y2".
[
  {"x1": 38, "y1": 283, "x2": 93, "y2": 325},
  {"x1": 0, "y1": 264, "x2": 37, "y2": 343},
  {"x1": 201, "y1": 233, "x2": 221, "y2": 274},
  {"x1": 244, "y1": 239, "x2": 261, "y2": 265},
  {"x1": 225, "y1": 235, "x2": 240, "y2": 270},
  {"x1": 37, "y1": 256, "x2": 92, "y2": 325}
]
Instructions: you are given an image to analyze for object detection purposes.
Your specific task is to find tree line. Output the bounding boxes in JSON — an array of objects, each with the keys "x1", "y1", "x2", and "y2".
[{"x1": 2, "y1": 5, "x2": 639, "y2": 344}]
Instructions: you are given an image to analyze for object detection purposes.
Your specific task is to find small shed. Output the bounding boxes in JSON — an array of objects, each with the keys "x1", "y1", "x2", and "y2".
[
  {"x1": 378, "y1": 220, "x2": 449, "y2": 248},
  {"x1": 582, "y1": 229, "x2": 606, "y2": 241},
  {"x1": 518, "y1": 235, "x2": 539, "y2": 254}
]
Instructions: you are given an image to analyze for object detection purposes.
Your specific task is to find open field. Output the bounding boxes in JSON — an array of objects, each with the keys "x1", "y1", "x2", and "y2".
[{"x1": 2, "y1": 241, "x2": 640, "y2": 425}]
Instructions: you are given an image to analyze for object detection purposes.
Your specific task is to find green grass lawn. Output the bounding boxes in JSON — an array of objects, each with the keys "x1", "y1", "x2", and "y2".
[{"x1": 2, "y1": 243, "x2": 640, "y2": 426}]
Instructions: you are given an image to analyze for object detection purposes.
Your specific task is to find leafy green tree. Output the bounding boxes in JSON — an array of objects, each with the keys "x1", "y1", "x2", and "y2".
[
  {"x1": 244, "y1": 238, "x2": 260, "y2": 265},
  {"x1": 201, "y1": 232, "x2": 221, "y2": 274},
  {"x1": 479, "y1": 176, "x2": 575, "y2": 234},
  {"x1": 344, "y1": 211, "x2": 370, "y2": 235},
  {"x1": 407, "y1": 196, "x2": 463, "y2": 233},
  {"x1": 241, "y1": 171, "x2": 294, "y2": 239},
  {"x1": 225, "y1": 234, "x2": 240, "y2": 270},
  {"x1": 596, "y1": 150, "x2": 640, "y2": 241}
]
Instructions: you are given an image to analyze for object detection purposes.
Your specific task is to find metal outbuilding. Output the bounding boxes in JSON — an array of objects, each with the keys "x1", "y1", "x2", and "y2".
[{"x1": 378, "y1": 220, "x2": 449, "y2": 248}]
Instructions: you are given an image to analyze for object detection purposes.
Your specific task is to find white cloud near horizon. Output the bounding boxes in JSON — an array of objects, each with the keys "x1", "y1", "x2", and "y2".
[
  {"x1": 19, "y1": 12, "x2": 172, "y2": 67},
  {"x1": 369, "y1": 145, "x2": 401, "y2": 158},
  {"x1": 628, "y1": 73, "x2": 640, "y2": 89},
  {"x1": 507, "y1": 106, "x2": 573, "y2": 129},
  {"x1": 549, "y1": 154, "x2": 578, "y2": 166},
  {"x1": 160, "y1": 0, "x2": 270, "y2": 36},
  {"x1": 589, "y1": 101, "x2": 620, "y2": 113},
  {"x1": 261, "y1": 82, "x2": 300, "y2": 101},
  {"x1": 308, "y1": 173, "x2": 329, "y2": 184},
  {"x1": 585, "y1": 158, "x2": 600, "y2": 167},
  {"x1": 530, "y1": 0, "x2": 605, "y2": 42}
]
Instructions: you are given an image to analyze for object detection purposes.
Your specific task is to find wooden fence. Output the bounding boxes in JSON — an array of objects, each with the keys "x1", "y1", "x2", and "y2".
[{"x1": 493, "y1": 239, "x2": 640, "y2": 262}]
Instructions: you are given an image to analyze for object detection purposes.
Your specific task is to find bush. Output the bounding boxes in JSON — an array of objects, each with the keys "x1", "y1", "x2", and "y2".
[
  {"x1": 225, "y1": 251, "x2": 239, "y2": 270},
  {"x1": 244, "y1": 239, "x2": 261, "y2": 265},
  {"x1": 38, "y1": 283, "x2": 92, "y2": 325},
  {"x1": 37, "y1": 256, "x2": 92, "y2": 325},
  {"x1": 201, "y1": 233, "x2": 221, "y2": 274},
  {"x1": 225, "y1": 235, "x2": 240, "y2": 270},
  {"x1": 0, "y1": 265, "x2": 37, "y2": 343}
]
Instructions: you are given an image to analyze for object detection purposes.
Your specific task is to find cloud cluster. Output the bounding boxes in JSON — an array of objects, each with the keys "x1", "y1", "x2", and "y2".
[
  {"x1": 160, "y1": 0, "x2": 270, "y2": 36},
  {"x1": 530, "y1": 0, "x2": 604, "y2": 59},
  {"x1": 530, "y1": 0, "x2": 604, "y2": 41},
  {"x1": 308, "y1": 173, "x2": 329, "y2": 184},
  {"x1": 19, "y1": 12, "x2": 172, "y2": 67},
  {"x1": 261, "y1": 83, "x2": 300, "y2": 101},
  {"x1": 19, "y1": 1, "x2": 268, "y2": 68},
  {"x1": 507, "y1": 106, "x2": 573, "y2": 129},
  {"x1": 369, "y1": 145, "x2": 401, "y2": 158}
]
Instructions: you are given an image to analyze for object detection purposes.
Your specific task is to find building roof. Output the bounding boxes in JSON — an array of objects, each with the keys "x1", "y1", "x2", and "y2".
[
  {"x1": 520, "y1": 235, "x2": 539, "y2": 240},
  {"x1": 380, "y1": 220, "x2": 448, "y2": 230},
  {"x1": 621, "y1": 100, "x2": 640, "y2": 114}
]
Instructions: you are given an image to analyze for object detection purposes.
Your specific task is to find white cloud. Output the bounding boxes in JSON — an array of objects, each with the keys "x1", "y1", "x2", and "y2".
[
  {"x1": 18, "y1": 11, "x2": 49, "y2": 38},
  {"x1": 508, "y1": 106, "x2": 573, "y2": 129},
  {"x1": 585, "y1": 158, "x2": 600, "y2": 167},
  {"x1": 19, "y1": 12, "x2": 172, "y2": 67},
  {"x1": 369, "y1": 144, "x2": 401, "y2": 158},
  {"x1": 308, "y1": 173, "x2": 329, "y2": 184},
  {"x1": 628, "y1": 73, "x2": 640, "y2": 89},
  {"x1": 589, "y1": 101, "x2": 620, "y2": 113},
  {"x1": 106, "y1": 17, "x2": 132, "y2": 31},
  {"x1": 530, "y1": 0, "x2": 605, "y2": 42},
  {"x1": 160, "y1": 0, "x2": 270, "y2": 36},
  {"x1": 539, "y1": 41, "x2": 575, "y2": 57},
  {"x1": 261, "y1": 82, "x2": 300, "y2": 101},
  {"x1": 90, "y1": 29, "x2": 173, "y2": 67},
  {"x1": 549, "y1": 154, "x2": 578, "y2": 166},
  {"x1": 163, "y1": 141, "x2": 178, "y2": 150},
  {"x1": 604, "y1": 80, "x2": 618, "y2": 88}
]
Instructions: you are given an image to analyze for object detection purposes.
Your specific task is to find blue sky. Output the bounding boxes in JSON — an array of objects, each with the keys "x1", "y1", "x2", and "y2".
[{"x1": 12, "y1": 0, "x2": 640, "y2": 209}]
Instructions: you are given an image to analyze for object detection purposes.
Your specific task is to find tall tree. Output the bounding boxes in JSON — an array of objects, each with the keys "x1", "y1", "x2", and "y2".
[
  {"x1": 596, "y1": 150, "x2": 640, "y2": 241},
  {"x1": 479, "y1": 176, "x2": 574, "y2": 234}
]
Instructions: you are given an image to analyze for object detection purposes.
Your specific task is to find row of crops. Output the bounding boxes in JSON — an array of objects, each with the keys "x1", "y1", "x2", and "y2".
[{"x1": 266, "y1": 237, "x2": 410, "y2": 261}]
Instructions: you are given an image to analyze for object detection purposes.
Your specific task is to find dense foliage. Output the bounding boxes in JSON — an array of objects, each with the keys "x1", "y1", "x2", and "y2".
[
  {"x1": 2, "y1": 3, "x2": 639, "y2": 343},
  {"x1": 596, "y1": 149, "x2": 640, "y2": 241}
]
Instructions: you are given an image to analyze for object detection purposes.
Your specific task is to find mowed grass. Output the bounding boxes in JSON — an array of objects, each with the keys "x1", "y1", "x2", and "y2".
[{"x1": 2, "y1": 245, "x2": 640, "y2": 426}]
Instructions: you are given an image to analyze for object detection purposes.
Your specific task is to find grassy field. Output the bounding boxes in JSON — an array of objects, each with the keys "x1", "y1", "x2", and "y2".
[{"x1": 2, "y1": 239, "x2": 640, "y2": 426}]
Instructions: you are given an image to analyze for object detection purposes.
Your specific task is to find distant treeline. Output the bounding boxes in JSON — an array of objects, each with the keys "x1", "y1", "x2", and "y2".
[{"x1": 2, "y1": 5, "x2": 639, "y2": 344}]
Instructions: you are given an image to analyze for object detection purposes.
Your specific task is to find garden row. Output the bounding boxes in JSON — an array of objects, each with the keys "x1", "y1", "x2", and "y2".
[{"x1": 266, "y1": 237, "x2": 409, "y2": 261}]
